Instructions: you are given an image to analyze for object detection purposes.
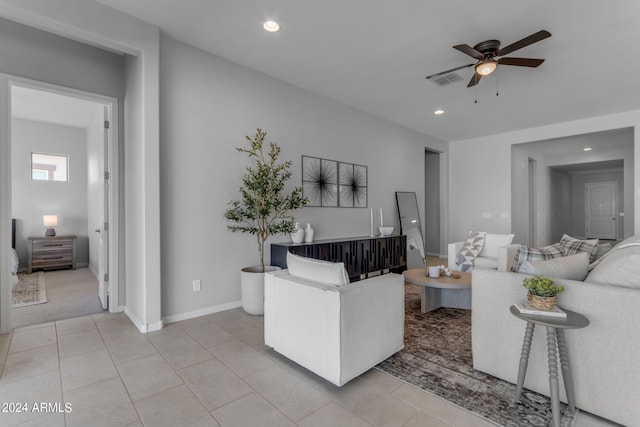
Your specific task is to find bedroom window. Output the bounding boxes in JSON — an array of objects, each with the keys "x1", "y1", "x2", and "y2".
[{"x1": 31, "y1": 153, "x2": 68, "y2": 182}]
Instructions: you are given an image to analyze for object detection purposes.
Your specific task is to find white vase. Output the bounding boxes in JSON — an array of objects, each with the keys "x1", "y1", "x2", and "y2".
[
  {"x1": 240, "y1": 265, "x2": 281, "y2": 315},
  {"x1": 304, "y1": 223, "x2": 314, "y2": 243},
  {"x1": 291, "y1": 222, "x2": 304, "y2": 243}
]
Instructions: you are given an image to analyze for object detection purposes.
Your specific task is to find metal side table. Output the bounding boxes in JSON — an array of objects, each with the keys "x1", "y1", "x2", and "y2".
[{"x1": 510, "y1": 305, "x2": 589, "y2": 427}]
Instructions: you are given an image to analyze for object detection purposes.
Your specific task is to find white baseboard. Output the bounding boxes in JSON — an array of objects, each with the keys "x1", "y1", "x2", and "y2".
[
  {"x1": 162, "y1": 300, "x2": 242, "y2": 325},
  {"x1": 88, "y1": 264, "x2": 98, "y2": 278},
  {"x1": 124, "y1": 307, "x2": 164, "y2": 333},
  {"x1": 112, "y1": 305, "x2": 125, "y2": 313}
]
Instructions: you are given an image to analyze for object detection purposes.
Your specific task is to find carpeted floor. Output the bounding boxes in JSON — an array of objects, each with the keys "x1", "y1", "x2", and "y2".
[
  {"x1": 12, "y1": 271, "x2": 48, "y2": 307},
  {"x1": 376, "y1": 283, "x2": 577, "y2": 427},
  {"x1": 11, "y1": 268, "x2": 106, "y2": 328}
]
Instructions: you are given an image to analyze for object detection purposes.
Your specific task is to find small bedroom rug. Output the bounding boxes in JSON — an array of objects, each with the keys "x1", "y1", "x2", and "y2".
[
  {"x1": 376, "y1": 284, "x2": 577, "y2": 427},
  {"x1": 12, "y1": 272, "x2": 48, "y2": 308}
]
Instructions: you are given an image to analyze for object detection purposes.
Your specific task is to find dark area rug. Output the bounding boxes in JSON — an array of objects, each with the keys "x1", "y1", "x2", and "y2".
[{"x1": 376, "y1": 284, "x2": 577, "y2": 427}]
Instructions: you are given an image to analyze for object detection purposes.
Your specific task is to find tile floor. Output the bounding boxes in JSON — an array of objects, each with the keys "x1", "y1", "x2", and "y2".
[{"x1": 0, "y1": 308, "x2": 619, "y2": 427}]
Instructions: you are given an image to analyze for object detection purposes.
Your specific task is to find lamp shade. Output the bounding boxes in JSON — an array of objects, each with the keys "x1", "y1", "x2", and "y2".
[{"x1": 43, "y1": 215, "x2": 58, "y2": 227}]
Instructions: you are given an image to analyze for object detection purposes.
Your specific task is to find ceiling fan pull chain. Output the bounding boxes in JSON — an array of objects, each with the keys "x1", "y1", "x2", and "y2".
[{"x1": 496, "y1": 67, "x2": 500, "y2": 97}]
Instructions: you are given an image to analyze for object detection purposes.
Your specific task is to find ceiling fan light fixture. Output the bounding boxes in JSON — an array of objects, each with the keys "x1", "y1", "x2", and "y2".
[
  {"x1": 434, "y1": 109, "x2": 445, "y2": 115},
  {"x1": 475, "y1": 59, "x2": 497, "y2": 76}
]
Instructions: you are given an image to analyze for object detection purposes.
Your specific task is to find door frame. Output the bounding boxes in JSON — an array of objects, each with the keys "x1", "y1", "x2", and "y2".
[{"x1": 0, "y1": 74, "x2": 119, "y2": 333}]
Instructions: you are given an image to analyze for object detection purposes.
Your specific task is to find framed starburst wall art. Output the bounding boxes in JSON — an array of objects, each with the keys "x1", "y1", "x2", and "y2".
[{"x1": 302, "y1": 156, "x2": 367, "y2": 208}]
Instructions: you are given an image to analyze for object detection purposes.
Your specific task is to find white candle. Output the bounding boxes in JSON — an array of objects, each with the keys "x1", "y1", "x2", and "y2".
[
  {"x1": 380, "y1": 208, "x2": 384, "y2": 227},
  {"x1": 370, "y1": 208, "x2": 374, "y2": 236}
]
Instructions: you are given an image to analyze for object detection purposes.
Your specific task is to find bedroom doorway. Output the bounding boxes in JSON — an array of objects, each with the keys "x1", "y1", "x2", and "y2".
[{"x1": 2, "y1": 76, "x2": 119, "y2": 330}]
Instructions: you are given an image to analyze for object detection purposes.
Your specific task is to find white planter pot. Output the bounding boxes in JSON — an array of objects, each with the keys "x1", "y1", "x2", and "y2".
[{"x1": 240, "y1": 265, "x2": 281, "y2": 315}]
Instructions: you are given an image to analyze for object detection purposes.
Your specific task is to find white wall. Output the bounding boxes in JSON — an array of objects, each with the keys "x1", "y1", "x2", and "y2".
[
  {"x1": 450, "y1": 111, "x2": 640, "y2": 245},
  {"x1": 548, "y1": 169, "x2": 572, "y2": 242},
  {"x1": 511, "y1": 145, "x2": 545, "y2": 245},
  {"x1": 123, "y1": 53, "x2": 146, "y2": 324},
  {"x1": 450, "y1": 137, "x2": 513, "y2": 241},
  {"x1": 11, "y1": 118, "x2": 88, "y2": 264},
  {"x1": 159, "y1": 35, "x2": 447, "y2": 320}
]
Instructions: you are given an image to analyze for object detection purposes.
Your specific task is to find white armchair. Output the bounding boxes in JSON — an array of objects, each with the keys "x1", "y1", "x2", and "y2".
[
  {"x1": 447, "y1": 233, "x2": 517, "y2": 271},
  {"x1": 264, "y1": 261, "x2": 404, "y2": 386}
]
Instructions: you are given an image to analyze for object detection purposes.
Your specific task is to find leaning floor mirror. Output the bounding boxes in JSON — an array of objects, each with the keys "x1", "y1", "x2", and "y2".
[{"x1": 395, "y1": 192, "x2": 426, "y2": 269}]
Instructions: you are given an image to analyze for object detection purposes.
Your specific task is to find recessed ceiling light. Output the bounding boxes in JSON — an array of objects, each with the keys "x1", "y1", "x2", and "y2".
[
  {"x1": 434, "y1": 109, "x2": 445, "y2": 115},
  {"x1": 584, "y1": 147, "x2": 592, "y2": 151},
  {"x1": 263, "y1": 20, "x2": 280, "y2": 32}
]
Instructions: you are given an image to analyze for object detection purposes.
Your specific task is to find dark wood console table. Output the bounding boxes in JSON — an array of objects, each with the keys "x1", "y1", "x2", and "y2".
[{"x1": 271, "y1": 235, "x2": 407, "y2": 282}]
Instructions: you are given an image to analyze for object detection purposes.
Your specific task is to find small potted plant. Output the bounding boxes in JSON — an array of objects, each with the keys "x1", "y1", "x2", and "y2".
[{"x1": 522, "y1": 275, "x2": 565, "y2": 311}]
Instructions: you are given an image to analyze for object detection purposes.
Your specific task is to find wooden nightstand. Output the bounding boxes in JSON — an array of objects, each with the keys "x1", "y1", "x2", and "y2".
[{"x1": 27, "y1": 235, "x2": 77, "y2": 274}]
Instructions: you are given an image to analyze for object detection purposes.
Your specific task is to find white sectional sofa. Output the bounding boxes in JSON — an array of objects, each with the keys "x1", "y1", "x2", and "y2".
[
  {"x1": 471, "y1": 236, "x2": 640, "y2": 426},
  {"x1": 264, "y1": 253, "x2": 404, "y2": 386}
]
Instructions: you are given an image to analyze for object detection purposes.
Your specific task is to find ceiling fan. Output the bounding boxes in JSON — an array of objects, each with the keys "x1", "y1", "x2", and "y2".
[{"x1": 426, "y1": 30, "x2": 551, "y2": 87}]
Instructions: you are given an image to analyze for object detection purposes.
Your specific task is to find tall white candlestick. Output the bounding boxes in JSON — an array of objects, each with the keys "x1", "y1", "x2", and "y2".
[
  {"x1": 380, "y1": 208, "x2": 384, "y2": 228},
  {"x1": 370, "y1": 208, "x2": 374, "y2": 236}
]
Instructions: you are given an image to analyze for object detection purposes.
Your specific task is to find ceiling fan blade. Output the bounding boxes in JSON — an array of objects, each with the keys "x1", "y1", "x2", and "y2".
[
  {"x1": 497, "y1": 30, "x2": 551, "y2": 56},
  {"x1": 498, "y1": 57, "x2": 545, "y2": 67},
  {"x1": 426, "y1": 63, "x2": 475, "y2": 79},
  {"x1": 453, "y1": 44, "x2": 484, "y2": 60},
  {"x1": 467, "y1": 73, "x2": 482, "y2": 87}
]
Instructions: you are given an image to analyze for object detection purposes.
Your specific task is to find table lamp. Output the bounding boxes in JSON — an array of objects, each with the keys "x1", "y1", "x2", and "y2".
[{"x1": 43, "y1": 215, "x2": 58, "y2": 236}]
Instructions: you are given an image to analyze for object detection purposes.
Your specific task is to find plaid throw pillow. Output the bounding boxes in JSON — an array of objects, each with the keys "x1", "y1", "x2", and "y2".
[
  {"x1": 559, "y1": 234, "x2": 599, "y2": 263},
  {"x1": 510, "y1": 243, "x2": 565, "y2": 272},
  {"x1": 455, "y1": 231, "x2": 486, "y2": 272}
]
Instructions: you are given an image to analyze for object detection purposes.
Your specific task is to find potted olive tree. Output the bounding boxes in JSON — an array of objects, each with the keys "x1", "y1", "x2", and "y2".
[
  {"x1": 225, "y1": 129, "x2": 307, "y2": 315},
  {"x1": 522, "y1": 275, "x2": 565, "y2": 311}
]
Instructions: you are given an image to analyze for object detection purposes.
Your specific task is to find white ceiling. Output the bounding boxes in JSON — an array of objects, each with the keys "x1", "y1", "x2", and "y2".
[
  {"x1": 97, "y1": 0, "x2": 640, "y2": 141},
  {"x1": 11, "y1": 86, "x2": 103, "y2": 129}
]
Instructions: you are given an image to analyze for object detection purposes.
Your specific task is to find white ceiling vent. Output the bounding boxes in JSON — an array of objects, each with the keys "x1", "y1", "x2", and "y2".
[{"x1": 430, "y1": 72, "x2": 463, "y2": 86}]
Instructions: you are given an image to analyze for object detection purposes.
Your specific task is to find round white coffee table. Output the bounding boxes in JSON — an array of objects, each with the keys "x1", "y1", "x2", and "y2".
[{"x1": 403, "y1": 269, "x2": 472, "y2": 313}]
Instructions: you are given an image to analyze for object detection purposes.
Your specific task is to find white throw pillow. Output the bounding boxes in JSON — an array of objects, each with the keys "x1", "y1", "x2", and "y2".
[
  {"x1": 479, "y1": 233, "x2": 515, "y2": 258},
  {"x1": 519, "y1": 252, "x2": 589, "y2": 281},
  {"x1": 286, "y1": 252, "x2": 350, "y2": 286}
]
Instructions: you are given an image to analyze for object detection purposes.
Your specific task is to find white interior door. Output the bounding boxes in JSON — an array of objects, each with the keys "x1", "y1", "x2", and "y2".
[
  {"x1": 585, "y1": 181, "x2": 617, "y2": 240},
  {"x1": 97, "y1": 106, "x2": 110, "y2": 309}
]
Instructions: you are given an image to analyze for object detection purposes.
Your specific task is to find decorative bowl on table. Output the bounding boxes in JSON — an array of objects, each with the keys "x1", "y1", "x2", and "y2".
[{"x1": 379, "y1": 227, "x2": 394, "y2": 236}]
